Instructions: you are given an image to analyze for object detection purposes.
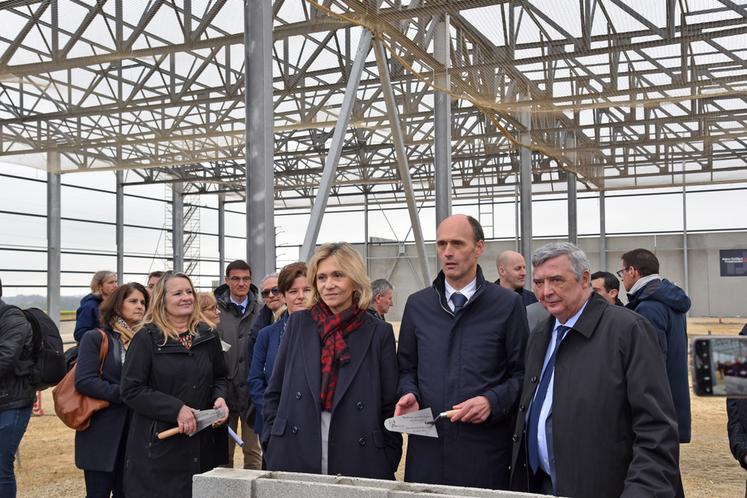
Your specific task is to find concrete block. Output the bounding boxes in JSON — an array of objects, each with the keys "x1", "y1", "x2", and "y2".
[
  {"x1": 193, "y1": 468, "x2": 271, "y2": 497},
  {"x1": 257, "y1": 479, "x2": 389, "y2": 498}
]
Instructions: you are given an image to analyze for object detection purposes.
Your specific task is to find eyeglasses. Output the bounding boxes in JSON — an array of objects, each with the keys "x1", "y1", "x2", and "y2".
[
  {"x1": 228, "y1": 276, "x2": 251, "y2": 284},
  {"x1": 202, "y1": 306, "x2": 219, "y2": 313},
  {"x1": 616, "y1": 267, "x2": 629, "y2": 278},
  {"x1": 260, "y1": 287, "x2": 280, "y2": 298}
]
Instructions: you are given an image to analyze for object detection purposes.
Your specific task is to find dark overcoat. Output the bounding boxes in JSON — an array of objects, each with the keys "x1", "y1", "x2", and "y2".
[
  {"x1": 214, "y1": 284, "x2": 260, "y2": 417},
  {"x1": 510, "y1": 292, "x2": 680, "y2": 498},
  {"x1": 74, "y1": 327, "x2": 128, "y2": 471},
  {"x1": 248, "y1": 313, "x2": 288, "y2": 436},
  {"x1": 397, "y1": 267, "x2": 528, "y2": 489},
  {"x1": 120, "y1": 323, "x2": 228, "y2": 498},
  {"x1": 627, "y1": 278, "x2": 692, "y2": 443},
  {"x1": 262, "y1": 310, "x2": 402, "y2": 479}
]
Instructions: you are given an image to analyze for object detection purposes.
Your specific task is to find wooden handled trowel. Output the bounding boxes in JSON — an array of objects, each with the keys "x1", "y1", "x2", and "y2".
[
  {"x1": 384, "y1": 408, "x2": 460, "y2": 438},
  {"x1": 157, "y1": 407, "x2": 227, "y2": 440}
]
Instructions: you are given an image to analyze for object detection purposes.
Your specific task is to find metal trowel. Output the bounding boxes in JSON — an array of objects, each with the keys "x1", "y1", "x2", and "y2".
[
  {"x1": 384, "y1": 408, "x2": 460, "y2": 438},
  {"x1": 157, "y1": 407, "x2": 227, "y2": 440}
]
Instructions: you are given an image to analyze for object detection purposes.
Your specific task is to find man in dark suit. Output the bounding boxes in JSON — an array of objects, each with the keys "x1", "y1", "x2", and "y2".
[
  {"x1": 510, "y1": 242, "x2": 679, "y2": 497},
  {"x1": 396, "y1": 215, "x2": 528, "y2": 489}
]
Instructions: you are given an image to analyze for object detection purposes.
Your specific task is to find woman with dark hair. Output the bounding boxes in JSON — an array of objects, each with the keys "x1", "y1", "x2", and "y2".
[
  {"x1": 121, "y1": 271, "x2": 229, "y2": 497},
  {"x1": 262, "y1": 243, "x2": 402, "y2": 479},
  {"x1": 248, "y1": 262, "x2": 310, "y2": 438},
  {"x1": 75, "y1": 282, "x2": 148, "y2": 498},
  {"x1": 74, "y1": 271, "x2": 118, "y2": 342}
]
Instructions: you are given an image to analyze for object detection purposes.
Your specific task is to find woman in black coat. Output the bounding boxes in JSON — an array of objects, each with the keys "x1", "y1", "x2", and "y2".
[
  {"x1": 121, "y1": 271, "x2": 229, "y2": 498},
  {"x1": 75, "y1": 282, "x2": 148, "y2": 498},
  {"x1": 262, "y1": 243, "x2": 402, "y2": 479}
]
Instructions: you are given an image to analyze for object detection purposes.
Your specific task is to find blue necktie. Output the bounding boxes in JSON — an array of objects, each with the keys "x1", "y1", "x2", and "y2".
[
  {"x1": 451, "y1": 292, "x2": 467, "y2": 314},
  {"x1": 527, "y1": 325, "x2": 570, "y2": 474}
]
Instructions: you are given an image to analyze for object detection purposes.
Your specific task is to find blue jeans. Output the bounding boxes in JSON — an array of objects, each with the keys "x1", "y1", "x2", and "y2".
[{"x1": 0, "y1": 406, "x2": 32, "y2": 498}]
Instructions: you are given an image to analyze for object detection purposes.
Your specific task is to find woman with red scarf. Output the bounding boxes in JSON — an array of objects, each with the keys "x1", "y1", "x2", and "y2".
[{"x1": 262, "y1": 242, "x2": 402, "y2": 478}]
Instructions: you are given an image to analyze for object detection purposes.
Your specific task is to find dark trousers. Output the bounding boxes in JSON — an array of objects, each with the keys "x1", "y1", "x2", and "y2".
[
  {"x1": 529, "y1": 468, "x2": 555, "y2": 496},
  {"x1": 0, "y1": 405, "x2": 32, "y2": 498},
  {"x1": 83, "y1": 470, "x2": 124, "y2": 498}
]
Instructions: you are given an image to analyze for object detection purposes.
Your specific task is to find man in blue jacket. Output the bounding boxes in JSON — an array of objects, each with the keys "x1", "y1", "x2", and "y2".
[
  {"x1": 620, "y1": 248, "x2": 691, "y2": 445},
  {"x1": 396, "y1": 215, "x2": 528, "y2": 489}
]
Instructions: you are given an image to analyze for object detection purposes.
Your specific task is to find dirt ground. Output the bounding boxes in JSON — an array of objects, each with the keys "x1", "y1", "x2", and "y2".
[{"x1": 14, "y1": 317, "x2": 747, "y2": 497}]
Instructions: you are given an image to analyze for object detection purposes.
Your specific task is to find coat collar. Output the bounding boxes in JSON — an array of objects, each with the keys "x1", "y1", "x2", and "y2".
[
  {"x1": 431, "y1": 264, "x2": 488, "y2": 314},
  {"x1": 299, "y1": 311, "x2": 376, "y2": 414},
  {"x1": 565, "y1": 292, "x2": 607, "y2": 339}
]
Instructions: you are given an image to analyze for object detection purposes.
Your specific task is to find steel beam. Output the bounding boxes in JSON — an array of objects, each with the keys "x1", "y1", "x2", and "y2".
[
  {"x1": 300, "y1": 29, "x2": 374, "y2": 261},
  {"x1": 172, "y1": 182, "x2": 184, "y2": 272},
  {"x1": 115, "y1": 170, "x2": 124, "y2": 283},
  {"x1": 518, "y1": 95, "x2": 533, "y2": 284},
  {"x1": 245, "y1": 0, "x2": 275, "y2": 277},
  {"x1": 599, "y1": 190, "x2": 607, "y2": 268},
  {"x1": 434, "y1": 14, "x2": 452, "y2": 226},
  {"x1": 566, "y1": 132, "x2": 578, "y2": 244},
  {"x1": 567, "y1": 171, "x2": 578, "y2": 244},
  {"x1": 374, "y1": 39, "x2": 431, "y2": 286},
  {"x1": 682, "y1": 184, "x2": 689, "y2": 300},
  {"x1": 218, "y1": 192, "x2": 226, "y2": 278},
  {"x1": 46, "y1": 154, "x2": 61, "y2": 328}
]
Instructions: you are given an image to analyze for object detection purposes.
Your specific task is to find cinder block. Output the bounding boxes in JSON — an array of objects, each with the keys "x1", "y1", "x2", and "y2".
[{"x1": 193, "y1": 468, "x2": 271, "y2": 497}]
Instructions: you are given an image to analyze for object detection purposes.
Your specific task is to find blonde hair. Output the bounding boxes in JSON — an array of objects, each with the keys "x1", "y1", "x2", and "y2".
[
  {"x1": 306, "y1": 242, "x2": 371, "y2": 310},
  {"x1": 90, "y1": 270, "x2": 116, "y2": 295},
  {"x1": 197, "y1": 292, "x2": 218, "y2": 330},
  {"x1": 138, "y1": 271, "x2": 203, "y2": 343}
]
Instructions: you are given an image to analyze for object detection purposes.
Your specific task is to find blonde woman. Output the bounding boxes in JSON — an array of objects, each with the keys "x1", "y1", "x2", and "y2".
[
  {"x1": 198, "y1": 292, "x2": 221, "y2": 328},
  {"x1": 121, "y1": 271, "x2": 229, "y2": 497},
  {"x1": 74, "y1": 270, "x2": 118, "y2": 341},
  {"x1": 262, "y1": 243, "x2": 402, "y2": 479}
]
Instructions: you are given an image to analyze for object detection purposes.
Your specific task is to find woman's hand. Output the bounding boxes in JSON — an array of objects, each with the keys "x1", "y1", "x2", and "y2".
[
  {"x1": 213, "y1": 397, "x2": 229, "y2": 425},
  {"x1": 177, "y1": 405, "x2": 197, "y2": 434}
]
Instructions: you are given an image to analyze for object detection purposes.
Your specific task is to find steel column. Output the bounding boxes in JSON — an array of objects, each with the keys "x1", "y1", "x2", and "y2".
[
  {"x1": 518, "y1": 95, "x2": 533, "y2": 284},
  {"x1": 567, "y1": 172, "x2": 578, "y2": 244},
  {"x1": 46, "y1": 153, "x2": 61, "y2": 328},
  {"x1": 218, "y1": 192, "x2": 226, "y2": 276},
  {"x1": 245, "y1": 0, "x2": 275, "y2": 277},
  {"x1": 172, "y1": 182, "x2": 184, "y2": 272},
  {"x1": 364, "y1": 191, "x2": 369, "y2": 275},
  {"x1": 434, "y1": 15, "x2": 452, "y2": 226},
  {"x1": 115, "y1": 170, "x2": 124, "y2": 284},
  {"x1": 683, "y1": 184, "x2": 689, "y2": 300},
  {"x1": 374, "y1": 40, "x2": 431, "y2": 286},
  {"x1": 300, "y1": 30, "x2": 373, "y2": 261},
  {"x1": 599, "y1": 190, "x2": 607, "y2": 269}
]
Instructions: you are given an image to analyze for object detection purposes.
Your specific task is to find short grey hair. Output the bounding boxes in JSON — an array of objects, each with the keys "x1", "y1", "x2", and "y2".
[
  {"x1": 532, "y1": 242, "x2": 590, "y2": 281},
  {"x1": 259, "y1": 273, "x2": 279, "y2": 288},
  {"x1": 371, "y1": 278, "x2": 393, "y2": 298}
]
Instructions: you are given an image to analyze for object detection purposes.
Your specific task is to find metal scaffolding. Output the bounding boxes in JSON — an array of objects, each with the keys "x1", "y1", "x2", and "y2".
[{"x1": 2, "y1": 0, "x2": 747, "y2": 286}]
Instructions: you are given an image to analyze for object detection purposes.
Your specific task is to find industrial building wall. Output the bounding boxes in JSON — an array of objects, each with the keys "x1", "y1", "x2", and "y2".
[{"x1": 363, "y1": 232, "x2": 747, "y2": 321}]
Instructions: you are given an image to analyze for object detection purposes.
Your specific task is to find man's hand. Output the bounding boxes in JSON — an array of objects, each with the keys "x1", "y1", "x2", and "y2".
[
  {"x1": 177, "y1": 405, "x2": 197, "y2": 434},
  {"x1": 450, "y1": 396, "x2": 491, "y2": 424},
  {"x1": 394, "y1": 393, "x2": 420, "y2": 416}
]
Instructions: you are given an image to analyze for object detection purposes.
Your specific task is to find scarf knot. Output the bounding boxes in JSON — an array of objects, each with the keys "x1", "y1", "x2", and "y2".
[{"x1": 311, "y1": 301, "x2": 365, "y2": 411}]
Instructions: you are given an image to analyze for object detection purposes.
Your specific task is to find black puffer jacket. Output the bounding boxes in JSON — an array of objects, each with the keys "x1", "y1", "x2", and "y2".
[{"x1": 0, "y1": 301, "x2": 35, "y2": 410}]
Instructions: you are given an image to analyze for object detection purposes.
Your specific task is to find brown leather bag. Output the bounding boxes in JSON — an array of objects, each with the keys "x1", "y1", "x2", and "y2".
[{"x1": 52, "y1": 329, "x2": 110, "y2": 431}]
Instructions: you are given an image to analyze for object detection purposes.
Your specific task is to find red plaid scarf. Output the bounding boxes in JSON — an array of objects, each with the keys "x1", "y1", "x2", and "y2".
[{"x1": 311, "y1": 301, "x2": 365, "y2": 411}]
